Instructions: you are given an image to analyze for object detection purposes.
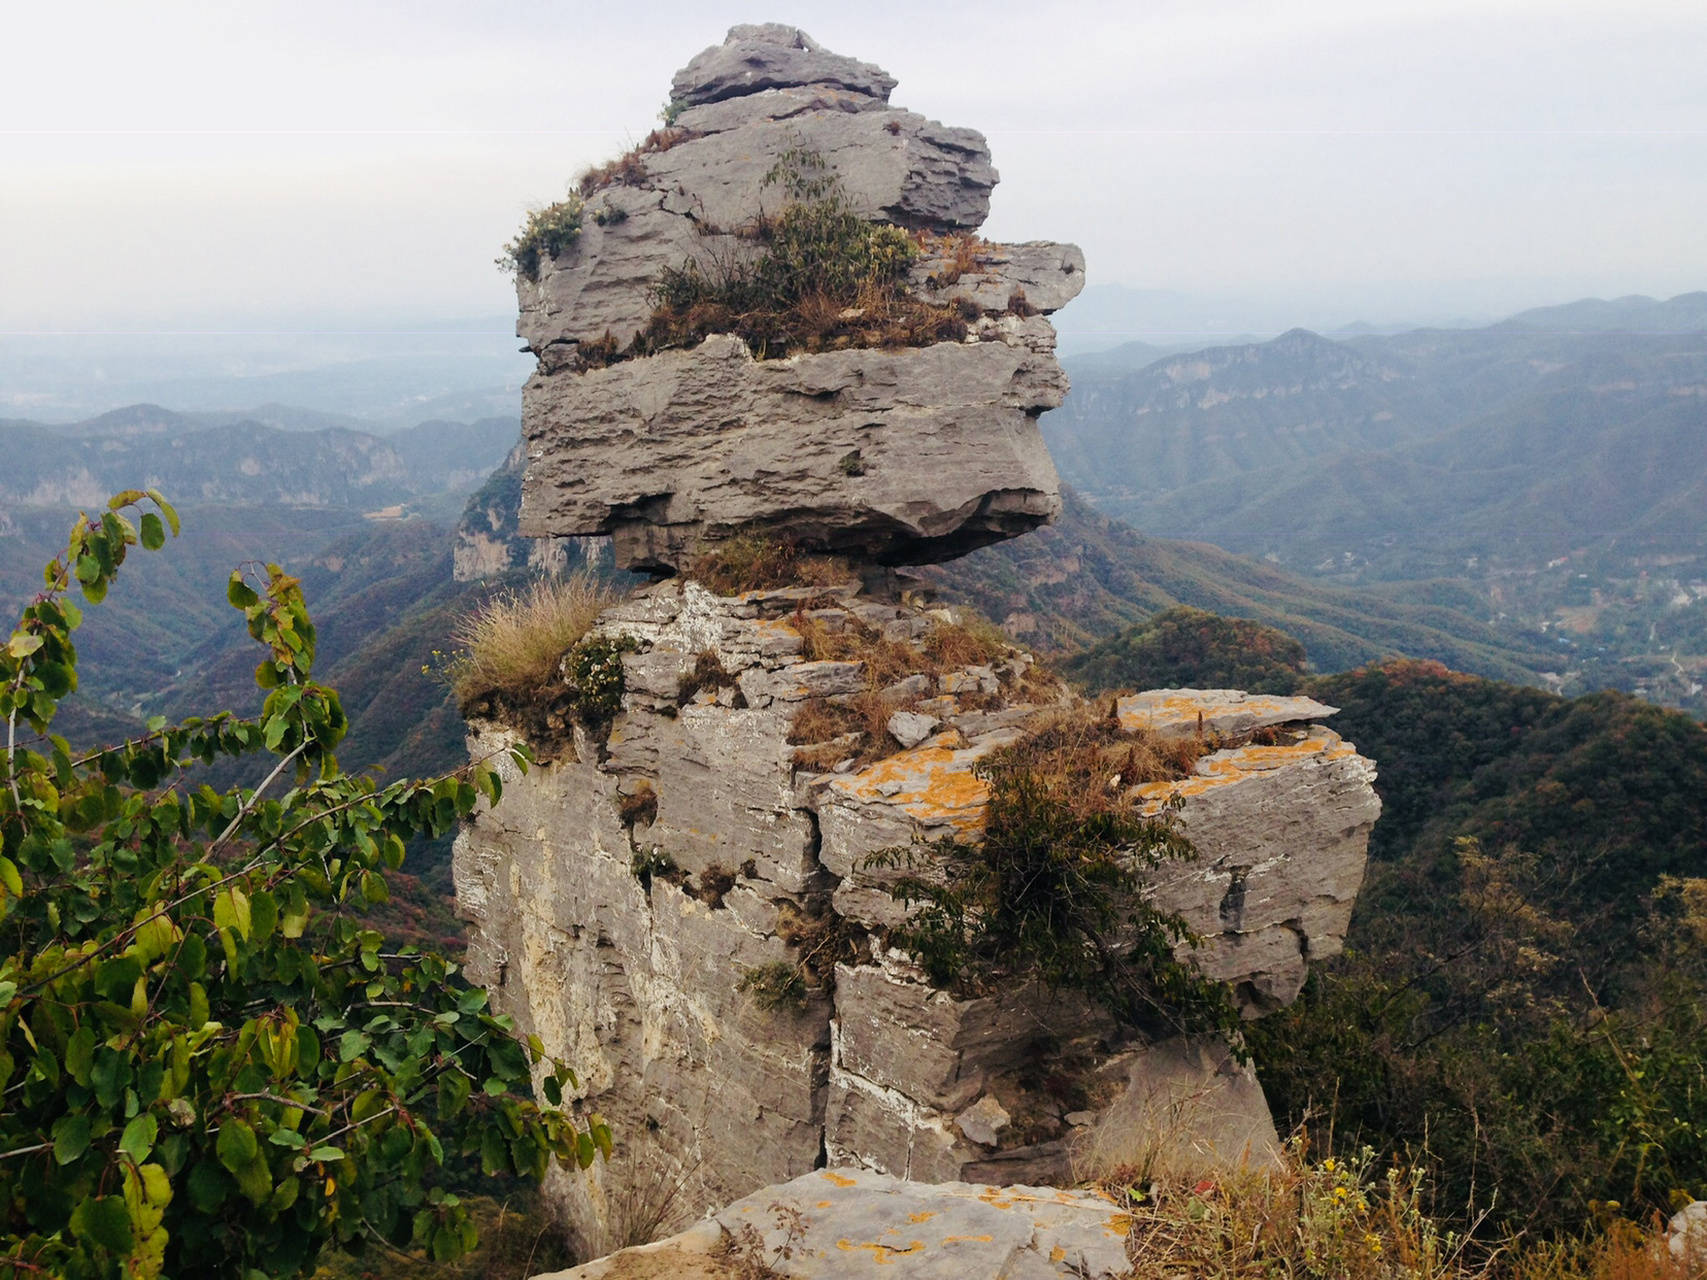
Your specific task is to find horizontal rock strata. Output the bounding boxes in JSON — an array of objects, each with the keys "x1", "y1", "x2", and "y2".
[
  {"x1": 453, "y1": 581, "x2": 1379, "y2": 1243},
  {"x1": 512, "y1": 24, "x2": 1083, "y2": 572}
]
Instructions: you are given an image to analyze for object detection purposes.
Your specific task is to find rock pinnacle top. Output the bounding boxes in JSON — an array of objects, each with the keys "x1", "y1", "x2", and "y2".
[{"x1": 513, "y1": 28, "x2": 1086, "y2": 574}]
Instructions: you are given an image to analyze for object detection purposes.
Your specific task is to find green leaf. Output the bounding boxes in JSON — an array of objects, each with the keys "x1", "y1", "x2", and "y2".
[
  {"x1": 338, "y1": 1030, "x2": 370, "y2": 1062},
  {"x1": 0, "y1": 856, "x2": 22, "y2": 899},
  {"x1": 120, "y1": 1112, "x2": 158, "y2": 1163},
  {"x1": 139, "y1": 511, "x2": 165, "y2": 550},
  {"x1": 217, "y1": 1118, "x2": 259, "y2": 1172},
  {"x1": 5, "y1": 633, "x2": 42, "y2": 660},
  {"x1": 233, "y1": 1153, "x2": 273, "y2": 1204},
  {"x1": 249, "y1": 888, "x2": 278, "y2": 943},
  {"x1": 65, "y1": 1025, "x2": 96, "y2": 1084},
  {"x1": 227, "y1": 573, "x2": 259, "y2": 609},
  {"x1": 187, "y1": 1159, "x2": 229, "y2": 1212},
  {"x1": 213, "y1": 885, "x2": 252, "y2": 940},
  {"x1": 52, "y1": 1112, "x2": 91, "y2": 1164},
  {"x1": 145, "y1": 489, "x2": 180, "y2": 535},
  {"x1": 72, "y1": 1194, "x2": 133, "y2": 1254}
]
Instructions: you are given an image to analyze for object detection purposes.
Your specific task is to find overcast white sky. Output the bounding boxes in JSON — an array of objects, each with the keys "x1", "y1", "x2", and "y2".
[{"x1": 4, "y1": 0, "x2": 1705, "y2": 334}]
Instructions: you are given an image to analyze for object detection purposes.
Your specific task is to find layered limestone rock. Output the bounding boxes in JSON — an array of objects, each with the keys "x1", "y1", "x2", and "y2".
[
  {"x1": 453, "y1": 582, "x2": 1379, "y2": 1243},
  {"x1": 460, "y1": 23, "x2": 1380, "y2": 1259},
  {"x1": 512, "y1": 24, "x2": 1084, "y2": 573}
]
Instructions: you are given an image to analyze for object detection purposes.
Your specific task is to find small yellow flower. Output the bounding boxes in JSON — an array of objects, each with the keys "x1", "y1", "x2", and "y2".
[
  {"x1": 1365, "y1": 1234, "x2": 1383, "y2": 1253},
  {"x1": 1323, "y1": 1158, "x2": 1337, "y2": 1172},
  {"x1": 1334, "y1": 1186, "x2": 1348, "y2": 1201}
]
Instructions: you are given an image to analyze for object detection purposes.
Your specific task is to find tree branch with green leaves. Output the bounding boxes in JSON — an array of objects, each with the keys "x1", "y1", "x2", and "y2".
[{"x1": 0, "y1": 492, "x2": 608, "y2": 1280}]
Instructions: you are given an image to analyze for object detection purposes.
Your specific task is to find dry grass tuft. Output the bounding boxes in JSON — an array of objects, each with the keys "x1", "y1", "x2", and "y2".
[
  {"x1": 987, "y1": 701, "x2": 1207, "y2": 825},
  {"x1": 689, "y1": 535, "x2": 855, "y2": 595},
  {"x1": 576, "y1": 127, "x2": 693, "y2": 198},
  {"x1": 695, "y1": 862, "x2": 739, "y2": 909},
  {"x1": 450, "y1": 573, "x2": 621, "y2": 712},
  {"x1": 785, "y1": 607, "x2": 1060, "y2": 773},
  {"x1": 676, "y1": 650, "x2": 742, "y2": 705},
  {"x1": 1097, "y1": 1143, "x2": 1701, "y2": 1280},
  {"x1": 616, "y1": 782, "x2": 657, "y2": 830}
]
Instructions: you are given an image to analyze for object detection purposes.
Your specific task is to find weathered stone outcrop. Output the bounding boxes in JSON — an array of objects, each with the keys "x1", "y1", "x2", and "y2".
[
  {"x1": 458, "y1": 23, "x2": 1383, "y2": 1265},
  {"x1": 453, "y1": 583, "x2": 1379, "y2": 1246},
  {"x1": 540, "y1": 1166, "x2": 1135, "y2": 1279},
  {"x1": 513, "y1": 24, "x2": 1084, "y2": 573}
]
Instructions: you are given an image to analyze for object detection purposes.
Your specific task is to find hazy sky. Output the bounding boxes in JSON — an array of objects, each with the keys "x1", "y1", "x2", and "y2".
[{"x1": 4, "y1": 0, "x2": 1706, "y2": 334}]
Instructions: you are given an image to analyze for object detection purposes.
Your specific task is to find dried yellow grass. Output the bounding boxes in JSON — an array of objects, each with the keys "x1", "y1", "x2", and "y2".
[
  {"x1": 449, "y1": 572, "x2": 620, "y2": 710},
  {"x1": 1098, "y1": 1141, "x2": 1700, "y2": 1280}
]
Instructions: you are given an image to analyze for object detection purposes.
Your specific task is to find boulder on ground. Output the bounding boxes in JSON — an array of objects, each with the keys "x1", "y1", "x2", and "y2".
[{"x1": 538, "y1": 1166, "x2": 1134, "y2": 1279}]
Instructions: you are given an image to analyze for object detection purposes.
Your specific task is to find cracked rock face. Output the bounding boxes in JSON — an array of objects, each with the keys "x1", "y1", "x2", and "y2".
[
  {"x1": 453, "y1": 584, "x2": 1379, "y2": 1242},
  {"x1": 513, "y1": 25, "x2": 1084, "y2": 573}
]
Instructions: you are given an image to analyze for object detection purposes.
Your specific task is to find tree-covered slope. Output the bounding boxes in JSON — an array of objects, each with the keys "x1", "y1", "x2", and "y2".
[{"x1": 929, "y1": 489, "x2": 1554, "y2": 682}]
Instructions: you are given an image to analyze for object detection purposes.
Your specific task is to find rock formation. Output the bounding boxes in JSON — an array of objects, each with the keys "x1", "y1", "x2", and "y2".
[
  {"x1": 453, "y1": 23, "x2": 1381, "y2": 1265},
  {"x1": 513, "y1": 22, "x2": 1084, "y2": 573},
  {"x1": 539, "y1": 1166, "x2": 1136, "y2": 1279}
]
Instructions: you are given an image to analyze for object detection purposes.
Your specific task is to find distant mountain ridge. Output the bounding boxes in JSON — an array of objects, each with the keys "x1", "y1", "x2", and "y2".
[
  {"x1": 1046, "y1": 290, "x2": 1707, "y2": 711},
  {"x1": 1493, "y1": 291, "x2": 1707, "y2": 334},
  {"x1": 0, "y1": 404, "x2": 517, "y2": 510},
  {"x1": 1051, "y1": 299, "x2": 1707, "y2": 574}
]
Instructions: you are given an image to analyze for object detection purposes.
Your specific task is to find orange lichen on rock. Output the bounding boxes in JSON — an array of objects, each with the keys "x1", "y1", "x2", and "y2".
[
  {"x1": 822, "y1": 730, "x2": 1002, "y2": 834},
  {"x1": 1132, "y1": 727, "x2": 1359, "y2": 814}
]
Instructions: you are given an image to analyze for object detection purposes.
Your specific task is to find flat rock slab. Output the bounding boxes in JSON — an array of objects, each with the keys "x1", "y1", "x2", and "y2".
[
  {"x1": 539, "y1": 1168, "x2": 1134, "y2": 1279},
  {"x1": 1116, "y1": 688, "x2": 1338, "y2": 740}
]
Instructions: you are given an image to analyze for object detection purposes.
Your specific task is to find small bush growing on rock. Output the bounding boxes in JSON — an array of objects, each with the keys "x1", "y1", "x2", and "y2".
[
  {"x1": 630, "y1": 846, "x2": 678, "y2": 892},
  {"x1": 695, "y1": 862, "x2": 739, "y2": 909},
  {"x1": 736, "y1": 961, "x2": 810, "y2": 1012},
  {"x1": 865, "y1": 707, "x2": 1239, "y2": 1039},
  {"x1": 562, "y1": 634, "x2": 637, "y2": 726},
  {"x1": 688, "y1": 533, "x2": 854, "y2": 595},
  {"x1": 676, "y1": 649, "x2": 742, "y2": 706},
  {"x1": 637, "y1": 147, "x2": 975, "y2": 360},
  {"x1": 497, "y1": 194, "x2": 585, "y2": 280}
]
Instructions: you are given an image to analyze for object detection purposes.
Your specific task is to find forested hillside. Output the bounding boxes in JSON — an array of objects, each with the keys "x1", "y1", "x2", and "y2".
[
  {"x1": 1067, "y1": 608, "x2": 1707, "y2": 1235},
  {"x1": 1047, "y1": 293, "x2": 1707, "y2": 711}
]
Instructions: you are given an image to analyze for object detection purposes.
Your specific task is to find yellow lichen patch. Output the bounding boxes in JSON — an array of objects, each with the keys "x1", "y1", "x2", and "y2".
[
  {"x1": 1133, "y1": 729, "x2": 1354, "y2": 815},
  {"x1": 836, "y1": 1238, "x2": 926, "y2": 1260},
  {"x1": 821, "y1": 1171, "x2": 859, "y2": 1188},
  {"x1": 1116, "y1": 690, "x2": 1335, "y2": 738},
  {"x1": 907, "y1": 1211, "x2": 938, "y2": 1223},
  {"x1": 941, "y1": 1234, "x2": 994, "y2": 1244},
  {"x1": 825, "y1": 731, "x2": 996, "y2": 833}
]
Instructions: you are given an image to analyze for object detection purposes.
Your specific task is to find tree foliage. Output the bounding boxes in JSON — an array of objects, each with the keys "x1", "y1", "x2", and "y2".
[
  {"x1": 1062, "y1": 605, "x2": 1310, "y2": 697},
  {"x1": 0, "y1": 492, "x2": 608, "y2": 1279},
  {"x1": 1251, "y1": 658, "x2": 1707, "y2": 1237}
]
